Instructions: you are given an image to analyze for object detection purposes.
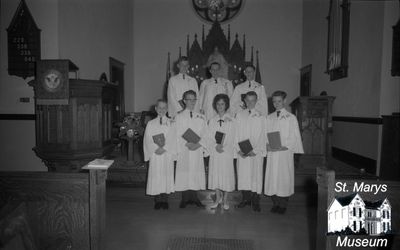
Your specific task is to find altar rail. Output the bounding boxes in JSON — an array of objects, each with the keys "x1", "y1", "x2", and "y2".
[
  {"x1": 0, "y1": 169, "x2": 107, "y2": 250},
  {"x1": 316, "y1": 167, "x2": 400, "y2": 250}
]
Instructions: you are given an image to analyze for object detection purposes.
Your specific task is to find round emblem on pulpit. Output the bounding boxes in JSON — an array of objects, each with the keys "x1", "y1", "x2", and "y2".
[{"x1": 43, "y1": 69, "x2": 62, "y2": 92}]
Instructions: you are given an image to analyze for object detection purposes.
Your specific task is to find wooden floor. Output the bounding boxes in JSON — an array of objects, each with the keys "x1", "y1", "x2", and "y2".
[
  {"x1": 105, "y1": 147, "x2": 363, "y2": 250},
  {"x1": 105, "y1": 186, "x2": 317, "y2": 250}
]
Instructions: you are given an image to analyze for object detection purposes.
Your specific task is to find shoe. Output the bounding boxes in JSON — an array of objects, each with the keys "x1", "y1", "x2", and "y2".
[
  {"x1": 277, "y1": 207, "x2": 287, "y2": 214},
  {"x1": 252, "y1": 203, "x2": 261, "y2": 212},
  {"x1": 179, "y1": 201, "x2": 187, "y2": 208},
  {"x1": 270, "y1": 206, "x2": 279, "y2": 213},
  {"x1": 237, "y1": 200, "x2": 251, "y2": 208},
  {"x1": 223, "y1": 203, "x2": 230, "y2": 210},
  {"x1": 154, "y1": 202, "x2": 162, "y2": 210},
  {"x1": 162, "y1": 202, "x2": 169, "y2": 210},
  {"x1": 194, "y1": 200, "x2": 205, "y2": 208},
  {"x1": 209, "y1": 202, "x2": 220, "y2": 209}
]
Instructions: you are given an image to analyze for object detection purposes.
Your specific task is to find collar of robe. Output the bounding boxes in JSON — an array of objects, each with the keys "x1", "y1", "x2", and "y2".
[{"x1": 275, "y1": 108, "x2": 288, "y2": 119}]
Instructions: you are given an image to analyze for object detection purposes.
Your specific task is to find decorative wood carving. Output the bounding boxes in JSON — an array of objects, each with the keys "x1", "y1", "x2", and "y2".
[
  {"x1": 30, "y1": 60, "x2": 117, "y2": 172},
  {"x1": 168, "y1": 21, "x2": 262, "y2": 87},
  {"x1": 290, "y1": 96, "x2": 335, "y2": 169}
]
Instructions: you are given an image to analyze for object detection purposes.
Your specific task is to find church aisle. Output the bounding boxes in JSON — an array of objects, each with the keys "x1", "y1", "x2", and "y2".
[{"x1": 105, "y1": 186, "x2": 317, "y2": 250}]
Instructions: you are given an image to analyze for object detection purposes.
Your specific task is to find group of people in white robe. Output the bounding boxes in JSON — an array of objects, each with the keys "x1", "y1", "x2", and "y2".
[{"x1": 144, "y1": 56, "x2": 304, "y2": 214}]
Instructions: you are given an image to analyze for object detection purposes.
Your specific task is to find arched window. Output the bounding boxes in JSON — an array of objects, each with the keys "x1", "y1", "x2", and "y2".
[{"x1": 326, "y1": 0, "x2": 350, "y2": 81}]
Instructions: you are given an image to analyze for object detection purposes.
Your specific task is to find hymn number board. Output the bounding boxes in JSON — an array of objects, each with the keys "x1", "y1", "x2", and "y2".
[{"x1": 7, "y1": 0, "x2": 41, "y2": 79}]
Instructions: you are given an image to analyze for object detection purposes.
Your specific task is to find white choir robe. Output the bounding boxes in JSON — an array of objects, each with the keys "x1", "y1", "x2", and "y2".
[
  {"x1": 174, "y1": 109, "x2": 207, "y2": 191},
  {"x1": 206, "y1": 113, "x2": 236, "y2": 192},
  {"x1": 144, "y1": 116, "x2": 176, "y2": 196},
  {"x1": 167, "y1": 73, "x2": 200, "y2": 118},
  {"x1": 198, "y1": 77, "x2": 234, "y2": 121},
  {"x1": 235, "y1": 109, "x2": 267, "y2": 194},
  {"x1": 264, "y1": 108, "x2": 304, "y2": 197},
  {"x1": 230, "y1": 80, "x2": 269, "y2": 117}
]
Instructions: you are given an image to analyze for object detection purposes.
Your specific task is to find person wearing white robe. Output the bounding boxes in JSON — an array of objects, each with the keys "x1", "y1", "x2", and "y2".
[
  {"x1": 231, "y1": 65, "x2": 268, "y2": 117},
  {"x1": 167, "y1": 56, "x2": 200, "y2": 118},
  {"x1": 235, "y1": 91, "x2": 267, "y2": 212},
  {"x1": 206, "y1": 94, "x2": 236, "y2": 210},
  {"x1": 174, "y1": 90, "x2": 207, "y2": 208},
  {"x1": 199, "y1": 62, "x2": 234, "y2": 121},
  {"x1": 264, "y1": 91, "x2": 304, "y2": 214},
  {"x1": 144, "y1": 99, "x2": 176, "y2": 210}
]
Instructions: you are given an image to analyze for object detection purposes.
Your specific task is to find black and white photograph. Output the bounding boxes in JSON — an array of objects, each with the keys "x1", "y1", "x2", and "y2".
[{"x1": 0, "y1": 0, "x2": 399, "y2": 249}]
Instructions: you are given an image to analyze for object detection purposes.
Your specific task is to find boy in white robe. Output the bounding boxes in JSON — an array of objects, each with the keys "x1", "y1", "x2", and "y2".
[
  {"x1": 144, "y1": 99, "x2": 176, "y2": 210},
  {"x1": 264, "y1": 91, "x2": 304, "y2": 214},
  {"x1": 174, "y1": 90, "x2": 207, "y2": 208},
  {"x1": 199, "y1": 62, "x2": 234, "y2": 120},
  {"x1": 167, "y1": 56, "x2": 200, "y2": 118},
  {"x1": 235, "y1": 91, "x2": 267, "y2": 212},
  {"x1": 231, "y1": 65, "x2": 269, "y2": 116}
]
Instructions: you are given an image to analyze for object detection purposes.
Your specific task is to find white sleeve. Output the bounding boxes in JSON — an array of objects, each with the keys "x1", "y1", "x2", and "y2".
[
  {"x1": 167, "y1": 78, "x2": 180, "y2": 117},
  {"x1": 287, "y1": 116, "x2": 304, "y2": 154},
  {"x1": 143, "y1": 122, "x2": 157, "y2": 162}
]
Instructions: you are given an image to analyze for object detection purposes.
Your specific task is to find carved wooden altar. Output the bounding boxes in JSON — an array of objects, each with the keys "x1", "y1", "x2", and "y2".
[{"x1": 167, "y1": 21, "x2": 262, "y2": 87}]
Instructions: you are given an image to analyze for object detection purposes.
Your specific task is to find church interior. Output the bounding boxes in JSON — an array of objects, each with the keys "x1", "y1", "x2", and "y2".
[{"x1": 0, "y1": 0, "x2": 399, "y2": 250}]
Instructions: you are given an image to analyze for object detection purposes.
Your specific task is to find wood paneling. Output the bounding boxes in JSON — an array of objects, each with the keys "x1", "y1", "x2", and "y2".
[{"x1": 0, "y1": 170, "x2": 107, "y2": 250}]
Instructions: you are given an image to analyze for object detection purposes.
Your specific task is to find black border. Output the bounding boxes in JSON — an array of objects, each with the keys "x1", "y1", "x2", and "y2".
[{"x1": 0, "y1": 114, "x2": 35, "y2": 120}]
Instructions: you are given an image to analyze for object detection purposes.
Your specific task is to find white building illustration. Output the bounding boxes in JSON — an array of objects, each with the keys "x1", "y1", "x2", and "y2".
[{"x1": 327, "y1": 193, "x2": 391, "y2": 235}]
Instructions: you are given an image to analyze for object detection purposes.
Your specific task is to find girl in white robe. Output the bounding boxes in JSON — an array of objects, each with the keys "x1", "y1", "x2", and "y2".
[
  {"x1": 235, "y1": 91, "x2": 267, "y2": 212},
  {"x1": 144, "y1": 100, "x2": 176, "y2": 210},
  {"x1": 206, "y1": 94, "x2": 236, "y2": 210},
  {"x1": 264, "y1": 91, "x2": 304, "y2": 214}
]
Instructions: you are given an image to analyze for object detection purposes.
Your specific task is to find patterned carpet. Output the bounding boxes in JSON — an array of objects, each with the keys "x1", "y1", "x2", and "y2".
[{"x1": 166, "y1": 237, "x2": 254, "y2": 250}]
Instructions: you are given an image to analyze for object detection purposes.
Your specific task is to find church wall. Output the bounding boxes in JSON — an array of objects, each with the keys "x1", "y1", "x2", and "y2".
[
  {"x1": 132, "y1": 0, "x2": 303, "y2": 112},
  {"x1": 379, "y1": 2, "x2": 400, "y2": 115},
  {"x1": 302, "y1": 0, "x2": 398, "y2": 172},
  {"x1": 0, "y1": 0, "x2": 60, "y2": 171},
  {"x1": 0, "y1": 0, "x2": 133, "y2": 171},
  {"x1": 58, "y1": 0, "x2": 134, "y2": 106}
]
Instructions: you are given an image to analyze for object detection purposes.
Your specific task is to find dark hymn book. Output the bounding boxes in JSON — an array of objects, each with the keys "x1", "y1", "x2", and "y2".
[
  {"x1": 267, "y1": 131, "x2": 282, "y2": 150},
  {"x1": 152, "y1": 133, "x2": 165, "y2": 147},
  {"x1": 238, "y1": 139, "x2": 253, "y2": 155},
  {"x1": 215, "y1": 131, "x2": 225, "y2": 145},
  {"x1": 182, "y1": 128, "x2": 201, "y2": 144}
]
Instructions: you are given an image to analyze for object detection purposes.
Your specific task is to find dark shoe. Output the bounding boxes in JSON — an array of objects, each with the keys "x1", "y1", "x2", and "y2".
[
  {"x1": 277, "y1": 207, "x2": 287, "y2": 214},
  {"x1": 270, "y1": 206, "x2": 279, "y2": 213},
  {"x1": 179, "y1": 201, "x2": 187, "y2": 208},
  {"x1": 237, "y1": 200, "x2": 251, "y2": 208},
  {"x1": 154, "y1": 202, "x2": 162, "y2": 210},
  {"x1": 162, "y1": 202, "x2": 169, "y2": 210},
  {"x1": 194, "y1": 201, "x2": 205, "y2": 208},
  {"x1": 252, "y1": 203, "x2": 261, "y2": 212}
]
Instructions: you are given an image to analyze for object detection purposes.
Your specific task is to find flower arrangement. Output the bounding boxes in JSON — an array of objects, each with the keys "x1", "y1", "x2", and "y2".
[{"x1": 118, "y1": 113, "x2": 144, "y2": 141}]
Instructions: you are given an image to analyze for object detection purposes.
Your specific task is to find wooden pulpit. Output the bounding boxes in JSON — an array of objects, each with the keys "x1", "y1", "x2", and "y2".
[
  {"x1": 29, "y1": 59, "x2": 117, "y2": 172},
  {"x1": 290, "y1": 96, "x2": 335, "y2": 171}
]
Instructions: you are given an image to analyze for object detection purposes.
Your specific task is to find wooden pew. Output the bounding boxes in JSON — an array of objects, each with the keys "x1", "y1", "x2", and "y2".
[
  {"x1": 316, "y1": 167, "x2": 400, "y2": 250},
  {"x1": 0, "y1": 168, "x2": 107, "y2": 250}
]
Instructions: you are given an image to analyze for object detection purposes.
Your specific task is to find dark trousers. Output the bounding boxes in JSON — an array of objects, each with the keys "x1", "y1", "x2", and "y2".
[
  {"x1": 271, "y1": 195, "x2": 289, "y2": 208},
  {"x1": 181, "y1": 190, "x2": 200, "y2": 203},
  {"x1": 242, "y1": 190, "x2": 260, "y2": 205},
  {"x1": 154, "y1": 193, "x2": 168, "y2": 203}
]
